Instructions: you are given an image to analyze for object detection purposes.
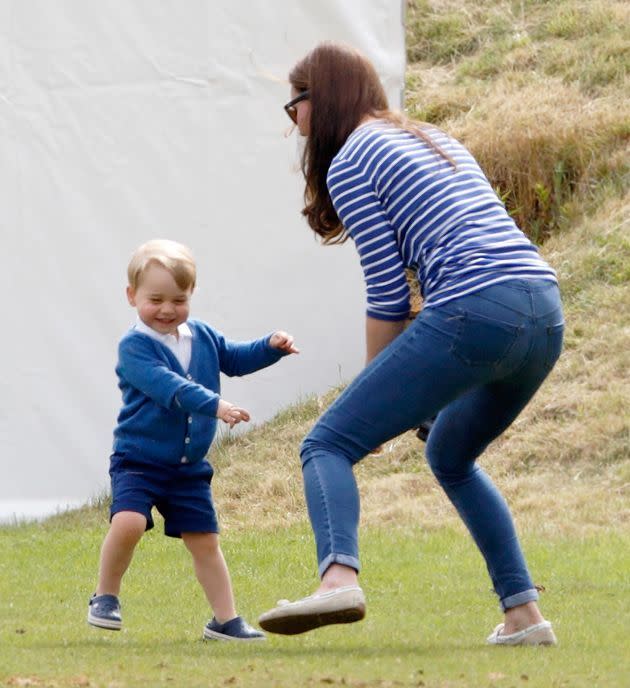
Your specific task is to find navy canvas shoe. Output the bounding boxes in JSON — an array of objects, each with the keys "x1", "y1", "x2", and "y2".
[
  {"x1": 87, "y1": 593, "x2": 122, "y2": 630},
  {"x1": 203, "y1": 616, "x2": 265, "y2": 641}
]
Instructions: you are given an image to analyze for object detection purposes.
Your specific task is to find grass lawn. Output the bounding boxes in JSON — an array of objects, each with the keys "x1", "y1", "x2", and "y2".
[
  {"x1": 2, "y1": 2, "x2": 627, "y2": 686},
  {"x1": 1, "y1": 522, "x2": 628, "y2": 688}
]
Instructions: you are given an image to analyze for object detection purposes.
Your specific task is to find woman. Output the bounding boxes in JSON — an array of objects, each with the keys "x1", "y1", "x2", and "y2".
[{"x1": 259, "y1": 42, "x2": 563, "y2": 646}]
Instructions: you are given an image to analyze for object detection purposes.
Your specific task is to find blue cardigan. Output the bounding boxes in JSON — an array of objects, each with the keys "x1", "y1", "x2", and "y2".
[{"x1": 112, "y1": 319, "x2": 286, "y2": 466}]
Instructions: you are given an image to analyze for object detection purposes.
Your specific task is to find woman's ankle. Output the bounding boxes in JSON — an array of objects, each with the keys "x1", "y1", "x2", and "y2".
[
  {"x1": 503, "y1": 601, "x2": 545, "y2": 634},
  {"x1": 317, "y1": 564, "x2": 358, "y2": 593}
]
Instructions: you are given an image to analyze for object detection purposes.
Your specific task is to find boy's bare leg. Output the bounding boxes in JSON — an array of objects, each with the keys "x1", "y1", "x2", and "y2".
[
  {"x1": 182, "y1": 532, "x2": 237, "y2": 623},
  {"x1": 96, "y1": 511, "x2": 146, "y2": 595}
]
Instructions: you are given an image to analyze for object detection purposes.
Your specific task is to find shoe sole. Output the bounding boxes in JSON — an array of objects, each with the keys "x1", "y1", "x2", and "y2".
[
  {"x1": 499, "y1": 629, "x2": 557, "y2": 646},
  {"x1": 203, "y1": 629, "x2": 266, "y2": 642},
  {"x1": 488, "y1": 622, "x2": 557, "y2": 646},
  {"x1": 87, "y1": 612, "x2": 122, "y2": 631},
  {"x1": 259, "y1": 602, "x2": 366, "y2": 635}
]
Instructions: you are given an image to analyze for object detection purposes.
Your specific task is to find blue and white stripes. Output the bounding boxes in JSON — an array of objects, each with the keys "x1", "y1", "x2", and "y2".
[{"x1": 327, "y1": 123, "x2": 557, "y2": 320}]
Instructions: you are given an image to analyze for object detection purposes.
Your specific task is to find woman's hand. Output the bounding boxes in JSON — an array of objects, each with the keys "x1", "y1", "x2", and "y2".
[
  {"x1": 216, "y1": 399, "x2": 250, "y2": 427},
  {"x1": 269, "y1": 331, "x2": 300, "y2": 354}
]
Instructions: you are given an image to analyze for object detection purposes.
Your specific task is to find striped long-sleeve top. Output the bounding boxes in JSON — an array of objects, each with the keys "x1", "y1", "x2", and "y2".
[{"x1": 326, "y1": 122, "x2": 557, "y2": 320}]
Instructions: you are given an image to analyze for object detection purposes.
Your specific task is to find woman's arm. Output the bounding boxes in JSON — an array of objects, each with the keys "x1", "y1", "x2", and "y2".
[
  {"x1": 327, "y1": 157, "x2": 411, "y2": 323},
  {"x1": 365, "y1": 316, "x2": 406, "y2": 364},
  {"x1": 327, "y1": 155, "x2": 411, "y2": 363}
]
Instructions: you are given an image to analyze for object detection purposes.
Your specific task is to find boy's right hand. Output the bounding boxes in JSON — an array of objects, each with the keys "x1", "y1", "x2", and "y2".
[{"x1": 216, "y1": 399, "x2": 250, "y2": 428}]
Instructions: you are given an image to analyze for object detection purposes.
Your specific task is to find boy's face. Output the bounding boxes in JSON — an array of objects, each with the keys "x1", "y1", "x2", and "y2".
[{"x1": 127, "y1": 262, "x2": 192, "y2": 336}]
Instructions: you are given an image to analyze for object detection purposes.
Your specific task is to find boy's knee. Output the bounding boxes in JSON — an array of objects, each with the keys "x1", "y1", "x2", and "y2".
[
  {"x1": 106, "y1": 512, "x2": 146, "y2": 550},
  {"x1": 111, "y1": 510, "x2": 147, "y2": 533},
  {"x1": 206, "y1": 533, "x2": 220, "y2": 549},
  {"x1": 183, "y1": 531, "x2": 220, "y2": 556}
]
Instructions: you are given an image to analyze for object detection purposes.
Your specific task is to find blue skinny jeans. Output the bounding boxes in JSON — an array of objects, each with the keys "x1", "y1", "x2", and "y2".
[{"x1": 300, "y1": 278, "x2": 564, "y2": 611}]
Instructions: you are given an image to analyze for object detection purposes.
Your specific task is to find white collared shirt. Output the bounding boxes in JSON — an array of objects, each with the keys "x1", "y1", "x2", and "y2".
[{"x1": 134, "y1": 319, "x2": 193, "y2": 373}]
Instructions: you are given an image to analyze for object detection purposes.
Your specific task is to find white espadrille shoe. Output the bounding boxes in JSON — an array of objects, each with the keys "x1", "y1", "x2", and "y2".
[
  {"x1": 259, "y1": 586, "x2": 366, "y2": 635},
  {"x1": 487, "y1": 620, "x2": 557, "y2": 646}
]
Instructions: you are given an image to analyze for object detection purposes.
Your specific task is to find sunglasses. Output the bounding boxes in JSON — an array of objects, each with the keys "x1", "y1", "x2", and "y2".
[{"x1": 284, "y1": 90, "x2": 310, "y2": 124}]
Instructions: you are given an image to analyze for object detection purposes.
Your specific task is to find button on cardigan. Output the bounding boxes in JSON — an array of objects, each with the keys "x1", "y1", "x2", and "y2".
[{"x1": 112, "y1": 319, "x2": 285, "y2": 465}]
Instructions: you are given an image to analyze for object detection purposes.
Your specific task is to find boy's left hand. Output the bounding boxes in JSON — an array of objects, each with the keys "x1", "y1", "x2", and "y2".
[{"x1": 269, "y1": 331, "x2": 299, "y2": 354}]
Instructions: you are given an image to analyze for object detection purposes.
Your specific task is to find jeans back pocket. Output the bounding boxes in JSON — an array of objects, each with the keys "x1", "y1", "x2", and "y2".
[{"x1": 450, "y1": 312, "x2": 522, "y2": 368}]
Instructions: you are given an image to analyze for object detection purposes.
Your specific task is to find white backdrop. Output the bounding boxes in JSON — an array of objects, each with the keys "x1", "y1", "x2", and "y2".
[{"x1": 0, "y1": 1, "x2": 406, "y2": 520}]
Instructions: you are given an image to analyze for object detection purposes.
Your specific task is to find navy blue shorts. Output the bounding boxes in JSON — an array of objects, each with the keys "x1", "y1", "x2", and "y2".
[{"x1": 109, "y1": 454, "x2": 217, "y2": 538}]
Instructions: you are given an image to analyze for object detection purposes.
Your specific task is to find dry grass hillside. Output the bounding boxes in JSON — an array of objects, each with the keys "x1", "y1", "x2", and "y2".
[{"x1": 207, "y1": 0, "x2": 629, "y2": 537}]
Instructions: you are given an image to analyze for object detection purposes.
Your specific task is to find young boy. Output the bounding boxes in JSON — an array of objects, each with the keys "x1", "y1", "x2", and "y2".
[{"x1": 88, "y1": 239, "x2": 298, "y2": 641}]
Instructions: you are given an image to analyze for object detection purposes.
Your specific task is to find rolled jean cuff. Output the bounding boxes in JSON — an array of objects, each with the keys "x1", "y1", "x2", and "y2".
[
  {"x1": 500, "y1": 588, "x2": 539, "y2": 612},
  {"x1": 318, "y1": 553, "x2": 361, "y2": 579}
]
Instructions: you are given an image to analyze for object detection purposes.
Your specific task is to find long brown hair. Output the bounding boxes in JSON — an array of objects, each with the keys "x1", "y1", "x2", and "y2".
[{"x1": 289, "y1": 42, "x2": 453, "y2": 244}]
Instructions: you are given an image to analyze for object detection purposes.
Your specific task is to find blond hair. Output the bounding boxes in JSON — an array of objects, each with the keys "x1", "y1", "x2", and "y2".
[{"x1": 127, "y1": 239, "x2": 196, "y2": 291}]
